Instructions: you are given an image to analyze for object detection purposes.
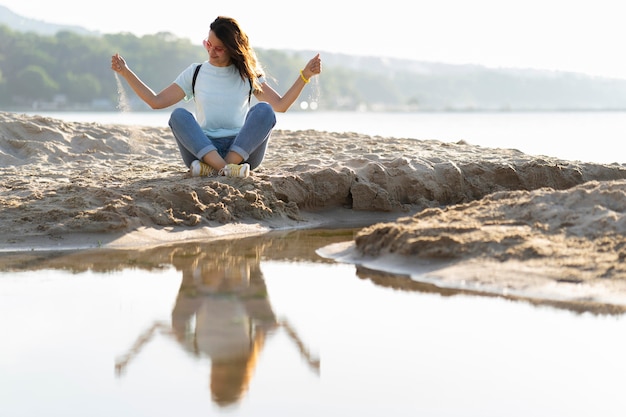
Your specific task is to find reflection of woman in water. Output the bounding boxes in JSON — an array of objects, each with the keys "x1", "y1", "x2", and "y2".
[
  {"x1": 170, "y1": 244, "x2": 277, "y2": 405},
  {"x1": 115, "y1": 241, "x2": 319, "y2": 407}
]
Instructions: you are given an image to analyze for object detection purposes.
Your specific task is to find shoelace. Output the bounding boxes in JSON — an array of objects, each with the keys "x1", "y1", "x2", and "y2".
[
  {"x1": 199, "y1": 162, "x2": 215, "y2": 176},
  {"x1": 218, "y1": 164, "x2": 241, "y2": 177}
]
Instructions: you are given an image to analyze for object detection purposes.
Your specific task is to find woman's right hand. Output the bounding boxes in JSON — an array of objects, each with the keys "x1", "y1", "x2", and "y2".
[{"x1": 111, "y1": 53, "x2": 127, "y2": 74}]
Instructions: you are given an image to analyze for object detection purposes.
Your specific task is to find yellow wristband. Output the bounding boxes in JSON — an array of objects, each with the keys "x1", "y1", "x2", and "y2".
[{"x1": 299, "y1": 70, "x2": 310, "y2": 84}]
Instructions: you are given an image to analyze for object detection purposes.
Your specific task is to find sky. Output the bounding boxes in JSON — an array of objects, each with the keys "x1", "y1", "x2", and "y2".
[{"x1": 3, "y1": 0, "x2": 626, "y2": 79}]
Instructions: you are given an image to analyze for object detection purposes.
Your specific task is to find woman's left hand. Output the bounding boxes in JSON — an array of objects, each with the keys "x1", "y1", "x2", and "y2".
[{"x1": 302, "y1": 54, "x2": 322, "y2": 80}]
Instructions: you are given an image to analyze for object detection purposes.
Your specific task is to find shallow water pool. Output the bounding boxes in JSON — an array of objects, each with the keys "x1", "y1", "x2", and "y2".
[{"x1": 1, "y1": 229, "x2": 626, "y2": 416}]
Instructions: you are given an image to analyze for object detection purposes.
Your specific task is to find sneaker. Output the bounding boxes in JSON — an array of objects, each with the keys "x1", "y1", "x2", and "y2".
[
  {"x1": 219, "y1": 163, "x2": 250, "y2": 178},
  {"x1": 190, "y1": 160, "x2": 216, "y2": 177}
]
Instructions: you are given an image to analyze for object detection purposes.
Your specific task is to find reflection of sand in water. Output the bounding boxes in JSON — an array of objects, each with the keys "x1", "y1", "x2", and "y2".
[{"x1": 353, "y1": 265, "x2": 626, "y2": 316}]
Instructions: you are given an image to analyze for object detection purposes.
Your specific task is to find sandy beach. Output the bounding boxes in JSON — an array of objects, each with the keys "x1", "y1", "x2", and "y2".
[{"x1": 2, "y1": 110, "x2": 626, "y2": 311}]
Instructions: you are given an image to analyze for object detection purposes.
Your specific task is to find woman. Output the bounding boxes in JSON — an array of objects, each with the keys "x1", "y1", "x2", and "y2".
[{"x1": 111, "y1": 16, "x2": 322, "y2": 177}]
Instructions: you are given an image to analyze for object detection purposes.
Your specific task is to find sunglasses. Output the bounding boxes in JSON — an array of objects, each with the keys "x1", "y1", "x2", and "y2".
[{"x1": 203, "y1": 38, "x2": 226, "y2": 54}]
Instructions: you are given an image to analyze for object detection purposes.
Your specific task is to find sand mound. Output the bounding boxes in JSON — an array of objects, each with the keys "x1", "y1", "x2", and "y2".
[
  {"x1": 4, "y1": 110, "x2": 626, "y2": 310},
  {"x1": 2, "y1": 111, "x2": 626, "y2": 249},
  {"x1": 320, "y1": 179, "x2": 626, "y2": 313}
]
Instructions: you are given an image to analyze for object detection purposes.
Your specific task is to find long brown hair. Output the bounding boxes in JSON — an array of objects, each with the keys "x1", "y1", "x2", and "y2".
[{"x1": 210, "y1": 16, "x2": 264, "y2": 93}]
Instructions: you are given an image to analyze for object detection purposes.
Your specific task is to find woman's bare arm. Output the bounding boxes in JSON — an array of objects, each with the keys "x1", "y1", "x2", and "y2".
[
  {"x1": 255, "y1": 53, "x2": 322, "y2": 113},
  {"x1": 111, "y1": 53, "x2": 185, "y2": 109}
]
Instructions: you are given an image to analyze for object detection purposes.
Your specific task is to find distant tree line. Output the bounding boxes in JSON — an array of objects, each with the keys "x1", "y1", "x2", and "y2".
[
  {"x1": 0, "y1": 25, "x2": 329, "y2": 111},
  {"x1": 2, "y1": 23, "x2": 626, "y2": 111}
]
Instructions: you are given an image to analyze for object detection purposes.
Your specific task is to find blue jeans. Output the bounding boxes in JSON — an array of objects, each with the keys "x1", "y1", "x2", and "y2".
[{"x1": 168, "y1": 102, "x2": 276, "y2": 170}]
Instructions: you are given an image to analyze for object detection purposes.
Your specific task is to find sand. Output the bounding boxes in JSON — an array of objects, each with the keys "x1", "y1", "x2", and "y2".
[{"x1": 2, "y1": 110, "x2": 626, "y2": 312}]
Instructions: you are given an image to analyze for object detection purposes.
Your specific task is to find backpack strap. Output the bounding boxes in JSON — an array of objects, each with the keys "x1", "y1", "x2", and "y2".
[
  {"x1": 193, "y1": 63, "x2": 252, "y2": 106},
  {"x1": 248, "y1": 78, "x2": 252, "y2": 105},
  {"x1": 192, "y1": 64, "x2": 202, "y2": 98}
]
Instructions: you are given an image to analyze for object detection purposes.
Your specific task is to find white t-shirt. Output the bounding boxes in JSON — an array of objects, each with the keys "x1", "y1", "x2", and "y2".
[{"x1": 174, "y1": 62, "x2": 264, "y2": 138}]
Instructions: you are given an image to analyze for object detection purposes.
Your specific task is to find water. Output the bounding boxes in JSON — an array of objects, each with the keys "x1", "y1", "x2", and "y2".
[
  {"x1": 1, "y1": 230, "x2": 626, "y2": 416},
  {"x1": 20, "y1": 109, "x2": 626, "y2": 164}
]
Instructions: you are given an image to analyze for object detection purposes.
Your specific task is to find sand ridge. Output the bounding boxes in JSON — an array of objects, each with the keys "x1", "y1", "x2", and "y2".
[{"x1": 3, "y1": 110, "x2": 626, "y2": 311}]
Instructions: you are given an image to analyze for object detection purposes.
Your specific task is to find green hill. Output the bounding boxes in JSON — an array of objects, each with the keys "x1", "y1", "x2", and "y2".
[{"x1": 2, "y1": 5, "x2": 626, "y2": 111}]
